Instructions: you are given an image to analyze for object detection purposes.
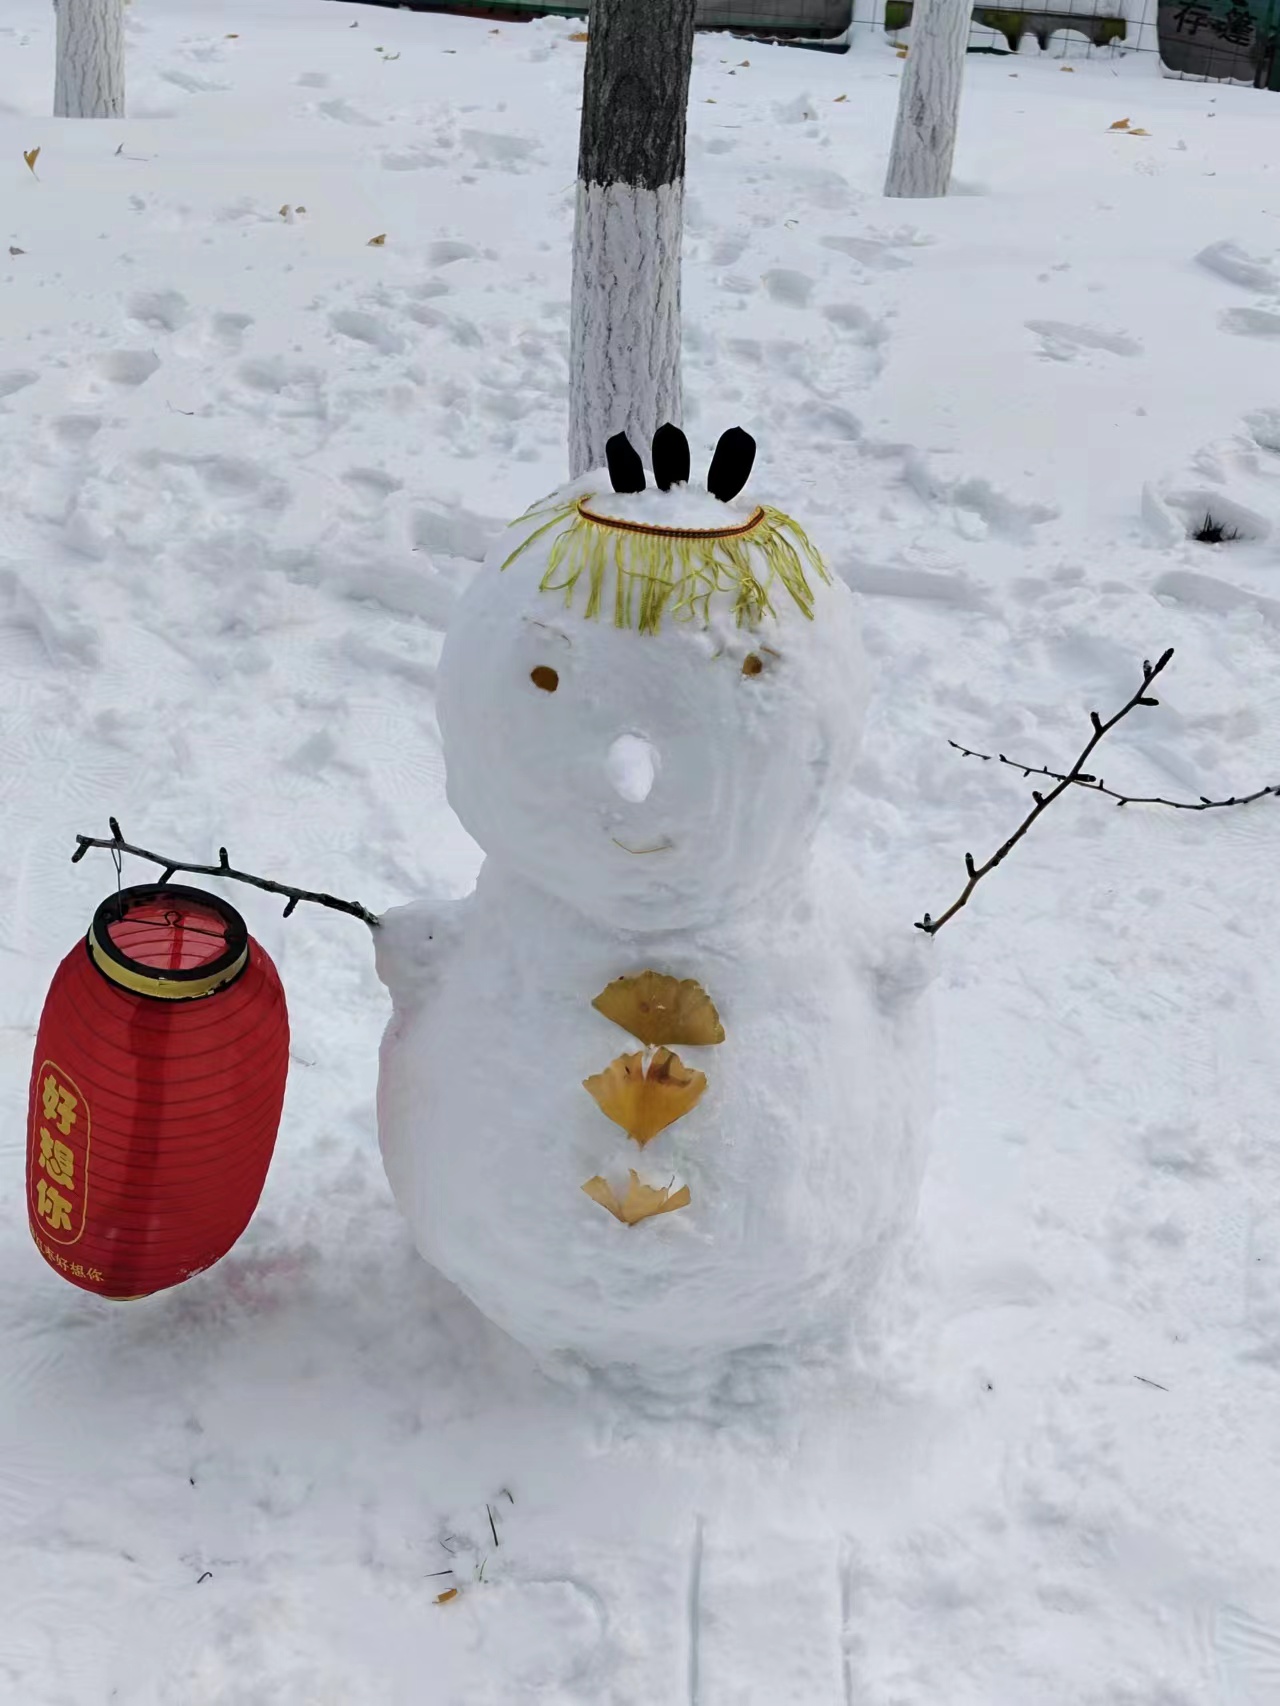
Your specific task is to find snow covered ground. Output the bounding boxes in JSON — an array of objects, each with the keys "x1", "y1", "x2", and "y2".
[{"x1": 4, "y1": 2, "x2": 1280, "y2": 1700}]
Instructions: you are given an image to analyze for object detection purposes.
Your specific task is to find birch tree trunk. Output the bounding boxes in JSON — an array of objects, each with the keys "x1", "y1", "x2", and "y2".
[
  {"x1": 54, "y1": 0, "x2": 125, "y2": 120},
  {"x1": 883, "y1": 0, "x2": 969, "y2": 199},
  {"x1": 569, "y1": 0, "x2": 697, "y2": 478}
]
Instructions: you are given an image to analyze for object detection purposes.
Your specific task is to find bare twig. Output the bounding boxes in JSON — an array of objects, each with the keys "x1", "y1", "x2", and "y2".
[
  {"x1": 71, "y1": 817, "x2": 380, "y2": 927},
  {"x1": 1133, "y1": 1375, "x2": 1169, "y2": 1391},
  {"x1": 949, "y1": 740, "x2": 1279, "y2": 813},
  {"x1": 917, "y1": 649, "x2": 1176, "y2": 935},
  {"x1": 487, "y1": 1504, "x2": 500, "y2": 1549}
]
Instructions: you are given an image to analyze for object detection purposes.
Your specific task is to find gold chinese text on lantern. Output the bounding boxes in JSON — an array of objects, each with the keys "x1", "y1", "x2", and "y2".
[
  {"x1": 581, "y1": 973, "x2": 723, "y2": 1226},
  {"x1": 31, "y1": 1061, "x2": 91, "y2": 1247}
]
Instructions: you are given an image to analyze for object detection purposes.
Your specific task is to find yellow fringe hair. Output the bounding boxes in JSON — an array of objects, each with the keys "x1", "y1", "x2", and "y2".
[{"x1": 500, "y1": 494, "x2": 830, "y2": 635}]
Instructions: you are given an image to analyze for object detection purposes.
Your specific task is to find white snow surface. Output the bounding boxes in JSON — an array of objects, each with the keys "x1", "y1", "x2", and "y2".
[{"x1": 3, "y1": 3, "x2": 1280, "y2": 1701}]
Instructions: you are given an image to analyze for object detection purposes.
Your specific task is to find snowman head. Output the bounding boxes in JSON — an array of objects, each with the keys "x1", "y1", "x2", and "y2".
[{"x1": 437, "y1": 428, "x2": 868, "y2": 932}]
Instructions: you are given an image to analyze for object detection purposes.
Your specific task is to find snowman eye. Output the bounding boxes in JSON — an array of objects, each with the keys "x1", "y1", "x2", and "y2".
[{"x1": 530, "y1": 666, "x2": 559, "y2": 693}]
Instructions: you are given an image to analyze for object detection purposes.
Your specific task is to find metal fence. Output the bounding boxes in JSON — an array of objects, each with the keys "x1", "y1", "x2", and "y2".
[
  {"x1": 402, "y1": 0, "x2": 1279, "y2": 81},
  {"x1": 863, "y1": 0, "x2": 1279, "y2": 83}
]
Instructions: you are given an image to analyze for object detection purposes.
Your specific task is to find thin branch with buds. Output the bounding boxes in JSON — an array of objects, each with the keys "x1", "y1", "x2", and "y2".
[
  {"x1": 917, "y1": 649, "x2": 1177, "y2": 936},
  {"x1": 71, "y1": 817, "x2": 381, "y2": 928},
  {"x1": 948, "y1": 740, "x2": 1280, "y2": 813}
]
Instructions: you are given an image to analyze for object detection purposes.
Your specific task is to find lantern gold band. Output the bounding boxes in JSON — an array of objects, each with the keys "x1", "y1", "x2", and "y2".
[
  {"x1": 87, "y1": 927, "x2": 249, "y2": 1001},
  {"x1": 575, "y1": 499, "x2": 767, "y2": 541}
]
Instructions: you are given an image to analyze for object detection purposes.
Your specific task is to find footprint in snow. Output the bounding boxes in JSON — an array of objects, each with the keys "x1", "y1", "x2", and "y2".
[
  {"x1": 460, "y1": 129, "x2": 540, "y2": 172},
  {"x1": 1221, "y1": 307, "x2": 1280, "y2": 338},
  {"x1": 329, "y1": 309, "x2": 406, "y2": 357},
  {"x1": 159, "y1": 66, "x2": 231, "y2": 93},
  {"x1": 1025, "y1": 320, "x2": 1143, "y2": 361},
  {"x1": 1195, "y1": 240, "x2": 1279, "y2": 293},
  {"x1": 318, "y1": 97, "x2": 380, "y2": 128},
  {"x1": 91, "y1": 350, "x2": 161, "y2": 387},
  {"x1": 823, "y1": 302, "x2": 889, "y2": 346},
  {"x1": 762, "y1": 268, "x2": 815, "y2": 309},
  {"x1": 381, "y1": 144, "x2": 449, "y2": 172},
  {"x1": 820, "y1": 230, "x2": 924, "y2": 270},
  {"x1": 49, "y1": 415, "x2": 102, "y2": 453},
  {"x1": 1244, "y1": 408, "x2": 1280, "y2": 453},
  {"x1": 126, "y1": 288, "x2": 190, "y2": 333},
  {"x1": 210, "y1": 311, "x2": 253, "y2": 352},
  {"x1": 427, "y1": 239, "x2": 479, "y2": 267},
  {"x1": 0, "y1": 369, "x2": 39, "y2": 401}
]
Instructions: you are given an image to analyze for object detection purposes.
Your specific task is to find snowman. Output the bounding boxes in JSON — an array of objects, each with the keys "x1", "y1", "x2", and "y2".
[{"x1": 374, "y1": 426, "x2": 931, "y2": 1395}]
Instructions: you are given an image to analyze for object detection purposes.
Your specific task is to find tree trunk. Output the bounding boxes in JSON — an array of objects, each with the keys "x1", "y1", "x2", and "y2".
[
  {"x1": 883, "y1": 0, "x2": 969, "y2": 199},
  {"x1": 569, "y1": 0, "x2": 697, "y2": 478},
  {"x1": 54, "y1": 0, "x2": 125, "y2": 120}
]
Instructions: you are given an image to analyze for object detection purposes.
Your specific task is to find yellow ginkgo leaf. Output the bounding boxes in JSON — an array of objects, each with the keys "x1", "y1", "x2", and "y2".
[
  {"x1": 23, "y1": 148, "x2": 40, "y2": 175},
  {"x1": 592, "y1": 971, "x2": 724, "y2": 1047},
  {"x1": 569, "y1": 30, "x2": 589, "y2": 40},
  {"x1": 434, "y1": 1588, "x2": 458, "y2": 1605},
  {"x1": 583, "y1": 1048, "x2": 707, "y2": 1146},
  {"x1": 367, "y1": 233, "x2": 387, "y2": 246},
  {"x1": 1110, "y1": 117, "x2": 1130, "y2": 129},
  {"x1": 582, "y1": 1170, "x2": 692, "y2": 1225}
]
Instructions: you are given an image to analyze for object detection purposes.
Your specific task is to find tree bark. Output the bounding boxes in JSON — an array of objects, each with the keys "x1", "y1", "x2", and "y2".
[
  {"x1": 54, "y1": 0, "x2": 125, "y2": 120},
  {"x1": 883, "y1": 0, "x2": 969, "y2": 199},
  {"x1": 569, "y1": 0, "x2": 697, "y2": 478}
]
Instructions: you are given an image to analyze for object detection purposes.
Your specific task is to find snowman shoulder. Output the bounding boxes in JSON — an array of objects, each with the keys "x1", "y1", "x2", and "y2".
[{"x1": 372, "y1": 894, "x2": 467, "y2": 1010}]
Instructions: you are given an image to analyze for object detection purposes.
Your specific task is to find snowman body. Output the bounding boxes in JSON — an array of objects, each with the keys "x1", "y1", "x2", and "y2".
[{"x1": 375, "y1": 465, "x2": 931, "y2": 1384}]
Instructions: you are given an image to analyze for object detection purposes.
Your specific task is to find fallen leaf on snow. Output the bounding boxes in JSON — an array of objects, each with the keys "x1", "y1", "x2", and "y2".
[
  {"x1": 367, "y1": 232, "x2": 387, "y2": 246},
  {"x1": 569, "y1": 30, "x2": 589, "y2": 40},
  {"x1": 1110, "y1": 117, "x2": 1130, "y2": 129},
  {"x1": 9, "y1": 245, "x2": 25, "y2": 255},
  {"x1": 834, "y1": 92, "x2": 848, "y2": 101},
  {"x1": 23, "y1": 148, "x2": 40, "y2": 175},
  {"x1": 1061, "y1": 64, "x2": 1075, "y2": 70},
  {"x1": 1129, "y1": 128, "x2": 1151, "y2": 136},
  {"x1": 583, "y1": 1170, "x2": 692, "y2": 1225},
  {"x1": 593, "y1": 971, "x2": 724, "y2": 1048},
  {"x1": 434, "y1": 1588, "x2": 459, "y2": 1605},
  {"x1": 584, "y1": 1048, "x2": 707, "y2": 1146}
]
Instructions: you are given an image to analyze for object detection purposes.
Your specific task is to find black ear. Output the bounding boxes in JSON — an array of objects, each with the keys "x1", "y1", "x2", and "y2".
[
  {"x1": 706, "y1": 428, "x2": 757, "y2": 502},
  {"x1": 605, "y1": 432, "x2": 646, "y2": 494},
  {"x1": 651, "y1": 423, "x2": 691, "y2": 492}
]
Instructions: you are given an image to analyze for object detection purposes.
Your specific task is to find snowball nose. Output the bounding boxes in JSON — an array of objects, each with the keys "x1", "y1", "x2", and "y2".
[{"x1": 606, "y1": 734, "x2": 658, "y2": 804}]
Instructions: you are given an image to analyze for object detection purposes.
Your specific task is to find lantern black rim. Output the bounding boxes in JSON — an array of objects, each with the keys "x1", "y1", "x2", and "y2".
[{"x1": 86, "y1": 884, "x2": 250, "y2": 1001}]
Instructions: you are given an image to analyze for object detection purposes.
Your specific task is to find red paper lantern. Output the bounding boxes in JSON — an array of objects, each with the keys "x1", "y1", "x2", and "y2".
[{"x1": 25, "y1": 884, "x2": 289, "y2": 1300}]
